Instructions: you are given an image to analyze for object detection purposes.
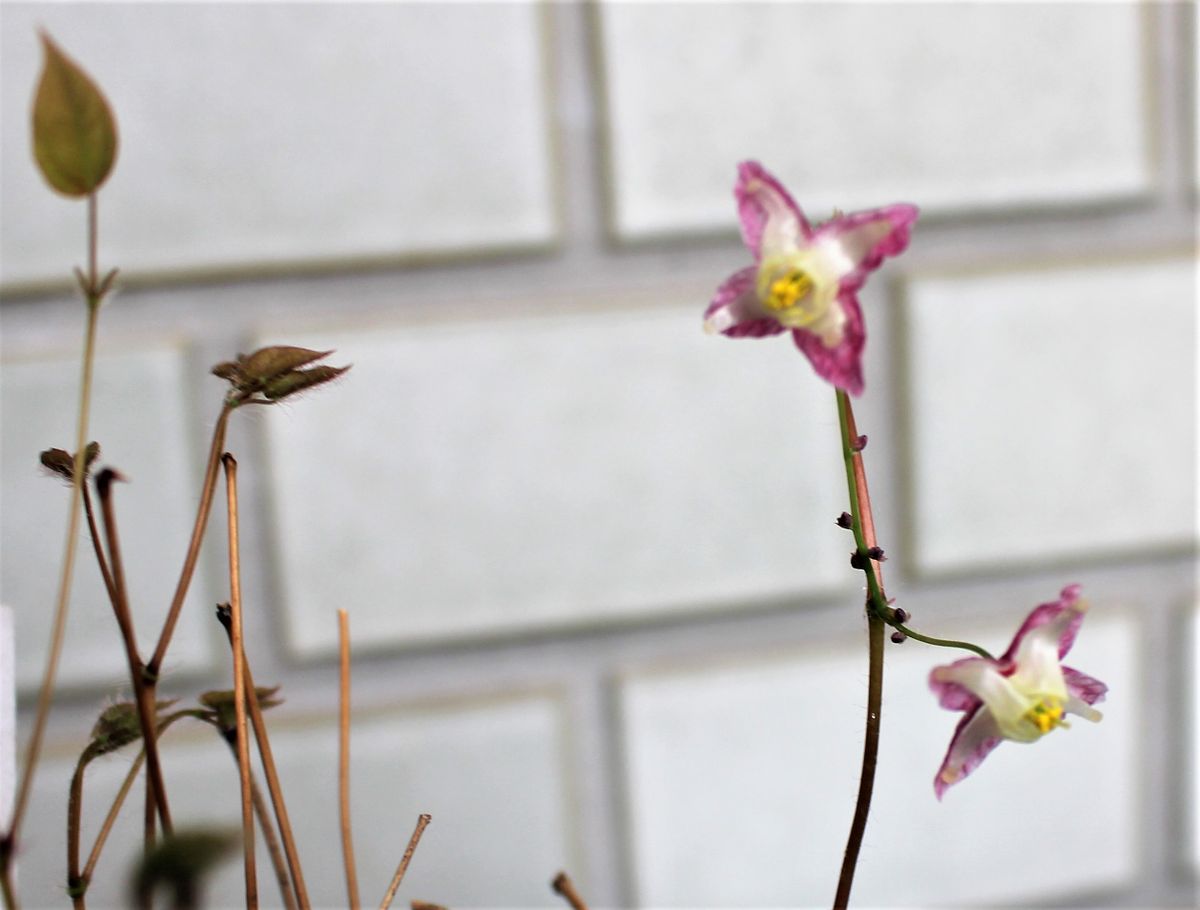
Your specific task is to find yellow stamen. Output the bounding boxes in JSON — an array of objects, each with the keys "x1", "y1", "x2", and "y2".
[
  {"x1": 1024, "y1": 697, "x2": 1067, "y2": 735},
  {"x1": 765, "y1": 269, "x2": 814, "y2": 313}
]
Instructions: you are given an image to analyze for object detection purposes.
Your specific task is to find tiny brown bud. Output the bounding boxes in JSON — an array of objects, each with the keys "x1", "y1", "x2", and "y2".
[
  {"x1": 836, "y1": 512, "x2": 853, "y2": 529},
  {"x1": 890, "y1": 631, "x2": 907, "y2": 644},
  {"x1": 867, "y1": 546, "x2": 886, "y2": 562},
  {"x1": 892, "y1": 607, "x2": 909, "y2": 623},
  {"x1": 850, "y1": 551, "x2": 866, "y2": 570},
  {"x1": 852, "y1": 434, "x2": 868, "y2": 452}
]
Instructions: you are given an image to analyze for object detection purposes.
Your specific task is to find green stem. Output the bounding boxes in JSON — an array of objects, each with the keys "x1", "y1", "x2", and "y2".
[
  {"x1": 892, "y1": 622, "x2": 992, "y2": 659},
  {"x1": 832, "y1": 390, "x2": 884, "y2": 910}
]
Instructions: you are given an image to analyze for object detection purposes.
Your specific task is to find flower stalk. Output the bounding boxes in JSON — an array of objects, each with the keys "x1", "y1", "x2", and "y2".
[{"x1": 832, "y1": 390, "x2": 885, "y2": 910}]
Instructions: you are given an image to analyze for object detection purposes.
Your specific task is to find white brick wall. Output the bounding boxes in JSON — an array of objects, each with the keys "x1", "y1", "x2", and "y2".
[{"x1": 1, "y1": 2, "x2": 1195, "y2": 907}]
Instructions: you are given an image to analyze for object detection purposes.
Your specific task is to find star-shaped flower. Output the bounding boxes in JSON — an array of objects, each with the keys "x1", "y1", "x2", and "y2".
[
  {"x1": 703, "y1": 161, "x2": 918, "y2": 395},
  {"x1": 929, "y1": 584, "x2": 1107, "y2": 798}
]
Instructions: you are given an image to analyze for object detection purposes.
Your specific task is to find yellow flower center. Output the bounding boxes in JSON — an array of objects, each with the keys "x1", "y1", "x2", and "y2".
[
  {"x1": 765, "y1": 269, "x2": 814, "y2": 313},
  {"x1": 756, "y1": 256, "x2": 835, "y2": 331},
  {"x1": 1024, "y1": 696, "x2": 1068, "y2": 735}
]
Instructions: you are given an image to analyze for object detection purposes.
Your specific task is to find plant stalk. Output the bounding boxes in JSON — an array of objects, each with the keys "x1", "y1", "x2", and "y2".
[
  {"x1": 832, "y1": 390, "x2": 885, "y2": 910},
  {"x1": 223, "y1": 454, "x2": 258, "y2": 908},
  {"x1": 4, "y1": 195, "x2": 107, "y2": 909},
  {"x1": 338, "y1": 610, "x2": 360, "y2": 910}
]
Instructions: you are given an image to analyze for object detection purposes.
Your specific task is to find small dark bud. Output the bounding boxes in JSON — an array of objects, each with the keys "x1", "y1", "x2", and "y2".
[
  {"x1": 852, "y1": 434, "x2": 868, "y2": 452},
  {"x1": 890, "y1": 631, "x2": 907, "y2": 644},
  {"x1": 849, "y1": 551, "x2": 866, "y2": 570},
  {"x1": 214, "y1": 603, "x2": 232, "y2": 632},
  {"x1": 867, "y1": 546, "x2": 886, "y2": 562},
  {"x1": 94, "y1": 466, "x2": 127, "y2": 498},
  {"x1": 836, "y1": 512, "x2": 853, "y2": 529},
  {"x1": 892, "y1": 607, "x2": 909, "y2": 623}
]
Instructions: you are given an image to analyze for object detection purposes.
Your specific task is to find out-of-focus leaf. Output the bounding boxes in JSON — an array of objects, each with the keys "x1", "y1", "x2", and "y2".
[
  {"x1": 130, "y1": 828, "x2": 238, "y2": 910},
  {"x1": 32, "y1": 31, "x2": 118, "y2": 197}
]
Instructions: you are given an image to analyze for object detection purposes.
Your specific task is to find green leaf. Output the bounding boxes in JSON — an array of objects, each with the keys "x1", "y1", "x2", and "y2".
[{"x1": 32, "y1": 31, "x2": 118, "y2": 197}]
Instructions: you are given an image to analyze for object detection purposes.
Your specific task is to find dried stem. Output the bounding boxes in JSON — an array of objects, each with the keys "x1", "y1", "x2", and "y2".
[
  {"x1": 551, "y1": 872, "x2": 589, "y2": 910},
  {"x1": 832, "y1": 391, "x2": 885, "y2": 910},
  {"x1": 81, "y1": 750, "x2": 144, "y2": 885},
  {"x1": 338, "y1": 610, "x2": 360, "y2": 910},
  {"x1": 214, "y1": 619, "x2": 311, "y2": 910},
  {"x1": 4, "y1": 197, "x2": 107, "y2": 907},
  {"x1": 76, "y1": 710, "x2": 192, "y2": 897},
  {"x1": 250, "y1": 773, "x2": 298, "y2": 910},
  {"x1": 81, "y1": 484, "x2": 116, "y2": 604},
  {"x1": 147, "y1": 403, "x2": 234, "y2": 677},
  {"x1": 378, "y1": 814, "x2": 432, "y2": 910},
  {"x1": 95, "y1": 471, "x2": 173, "y2": 838},
  {"x1": 223, "y1": 454, "x2": 258, "y2": 908}
]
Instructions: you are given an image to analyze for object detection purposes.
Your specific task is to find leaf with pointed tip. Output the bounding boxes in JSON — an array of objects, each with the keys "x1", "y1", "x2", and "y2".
[
  {"x1": 32, "y1": 32, "x2": 118, "y2": 197},
  {"x1": 262, "y1": 364, "x2": 350, "y2": 401},
  {"x1": 239, "y1": 346, "x2": 333, "y2": 382}
]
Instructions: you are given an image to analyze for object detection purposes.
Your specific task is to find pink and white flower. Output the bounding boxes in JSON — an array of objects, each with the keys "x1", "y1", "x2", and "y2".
[
  {"x1": 703, "y1": 161, "x2": 918, "y2": 395},
  {"x1": 929, "y1": 585, "x2": 1107, "y2": 799}
]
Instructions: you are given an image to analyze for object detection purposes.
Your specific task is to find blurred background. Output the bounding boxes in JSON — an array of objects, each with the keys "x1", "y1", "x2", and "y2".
[{"x1": 0, "y1": 2, "x2": 1196, "y2": 907}]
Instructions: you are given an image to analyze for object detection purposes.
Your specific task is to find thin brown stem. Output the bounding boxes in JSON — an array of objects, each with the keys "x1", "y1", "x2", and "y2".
[
  {"x1": 833, "y1": 612, "x2": 884, "y2": 910},
  {"x1": 338, "y1": 610, "x2": 360, "y2": 910},
  {"x1": 67, "y1": 757, "x2": 89, "y2": 910},
  {"x1": 409, "y1": 903, "x2": 447, "y2": 910},
  {"x1": 147, "y1": 403, "x2": 234, "y2": 677},
  {"x1": 378, "y1": 814, "x2": 431, "y2": 910},
  {"x1": 82, "y1": 750, "x2": 144, "y2": 883},
  {"x1": 81, "y1": 484, "x2": 116, "y2": 604},
  {"x1": 6, "y1": 296, "x2": 102, "y2": 869},
  {"x1": 551, "y1": 872, "x2": 589, "y2": 910},
  {"x1": 833, "y1": 391, "x2": 886, "y2": 910},
  {"x1": 214, "y1": 613, "x2": 310, "y2": 910},
  {"x1": 79, "y1": 710, "x2": 192, "y2": 891},
  {"x1": 223, "y1": 454, "x2": 258, "y2": 909},
  {"x1": 249, "y1": 773, "x2": 298, "y2": 910},
  {"x1": 95, "y1": 471, "x2": 172, "y2": 838}
]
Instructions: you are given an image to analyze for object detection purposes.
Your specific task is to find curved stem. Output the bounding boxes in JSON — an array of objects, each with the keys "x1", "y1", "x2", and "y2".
[{"x1": 892, "y1": 622, "x2": 993, "y2": 659}]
